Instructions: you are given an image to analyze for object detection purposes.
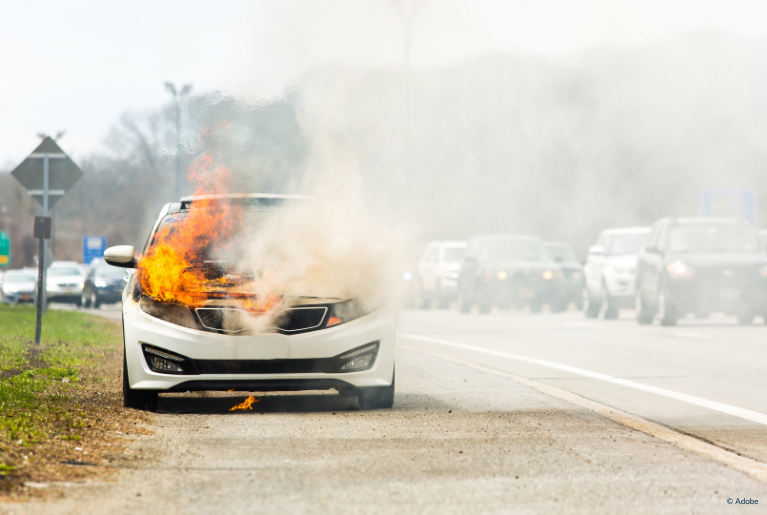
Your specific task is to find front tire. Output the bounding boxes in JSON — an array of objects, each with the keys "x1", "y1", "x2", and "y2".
[
  {"x1": 658, "y1": 289, "x2": 678, "y2": 327},
  {"x1": 635, "y1": 292, "x2": 654, "y2": 325},
  {"x1": 583, "y1": 288, "x2": 601, "y2": 318},
  {"x1": 123, "y1": 351, "x2": 158, "y2": 411},
  {"x1": 357, "y1": 368, "x2": 395, "y2": 410}
]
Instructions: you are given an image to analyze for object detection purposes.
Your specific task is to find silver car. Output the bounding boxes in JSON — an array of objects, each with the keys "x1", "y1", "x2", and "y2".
[{"x1": 2, "y1": 269, "x2": 37, "y2": 304}]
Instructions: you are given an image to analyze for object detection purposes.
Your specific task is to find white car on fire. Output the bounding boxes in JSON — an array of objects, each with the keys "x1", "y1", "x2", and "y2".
[{"x1": 106, "y1": 194, "x2": 395, "y2": 411}]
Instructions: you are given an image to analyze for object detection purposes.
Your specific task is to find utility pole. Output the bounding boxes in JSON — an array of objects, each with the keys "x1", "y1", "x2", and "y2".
[{"x1": 164, "y1": 82, "x2": 193, "y2": 198}]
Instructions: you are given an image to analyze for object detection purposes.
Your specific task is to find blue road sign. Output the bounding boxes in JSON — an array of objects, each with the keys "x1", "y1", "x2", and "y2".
[
  {"x1": 83, "y1": 236, "x2": 106, "y2": 265},
  {"x1": 701, "y1": 189, "x2": 756, "y2": 225}
]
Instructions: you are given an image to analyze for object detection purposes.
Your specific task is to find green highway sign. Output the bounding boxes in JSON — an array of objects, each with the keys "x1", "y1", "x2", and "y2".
[{"x1": 0, "y1": 231, "x2": 9, "y2": 267}]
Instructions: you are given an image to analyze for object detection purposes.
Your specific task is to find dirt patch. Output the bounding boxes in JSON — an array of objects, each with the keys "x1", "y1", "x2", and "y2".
[{"x1": 0, "y1": 319, "x2": 154, "y2": 499}]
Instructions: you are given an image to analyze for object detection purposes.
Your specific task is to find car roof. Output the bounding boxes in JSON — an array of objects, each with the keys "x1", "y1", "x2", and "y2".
[
  {"x1": 655, "y1": 216, "x2": 750, "y2": 226},
  {"x1": 599, "y1": 227, "x2": 650, "y2": 235},
  {"x1": 476, "y1": 234, "x2": 540, "y2": 240},
  {"x1": 176, "y1": 193, "x2": 313, "y2": 212},
  {"x1": 50, "y1": 261, "x2": 82, "y2": 267}
]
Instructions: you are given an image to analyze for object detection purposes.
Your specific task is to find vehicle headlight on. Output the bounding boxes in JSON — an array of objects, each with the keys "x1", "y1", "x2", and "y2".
[
  {"x1": 139, "y1": 297, "x2": 199, "y2": 329},
  {"x1": 402, "y1": 272, "x2": 413, "y2": 281},
  {"x1": 326, "y1": 299, "x2": 368, "y2": 328},
  {"x1": 94, "y1": 279, "x2": 107, "y2": 288},
  {"x1": 497, "y1": 270, "x2": 508, "y2": 280},
  {"x1": 542, "y1": 270, "x2": 554, "y2": 280},
  {"x1": 328, "y1": 342, "x2": 379, "y2": 373},
  {"x1": 666, "y1": 261, "x2": 694, "y2": 278}
]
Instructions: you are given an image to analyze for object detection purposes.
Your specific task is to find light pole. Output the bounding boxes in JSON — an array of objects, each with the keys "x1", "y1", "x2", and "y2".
[{"x1": 165, "y1": 82, "x2": 192, "y2": 198}]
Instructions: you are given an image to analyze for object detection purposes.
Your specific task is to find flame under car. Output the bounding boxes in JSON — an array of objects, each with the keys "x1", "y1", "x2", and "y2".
[{"x1": 108, "y1": 194, "x2": 395, "y2": 412}]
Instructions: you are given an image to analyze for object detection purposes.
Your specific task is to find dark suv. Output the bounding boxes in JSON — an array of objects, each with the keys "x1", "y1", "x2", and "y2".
[
  {"x1": 458, "y1": 235, "x2": 563, "y2": 314},
  {"x1": 635, "y1": 217, "x2": 767, "y2": 326}
]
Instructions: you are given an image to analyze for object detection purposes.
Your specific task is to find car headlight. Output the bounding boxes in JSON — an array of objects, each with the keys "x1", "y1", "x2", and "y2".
[
  {"x1": 326, "y1": 299, "x2": 368, "y2": 328},
  {"x1": 402, "y1": 272, "x2": 413, "y2": 281},
  {"x1": 94, "y1": 279, "x2": 107, "y2": 288},
  {"x1": 139, "y1": 297, "x2": 199, "y2": 329},
  {"x1": 666, "y1": 261, "x2": 694, "y2": 278},
  {"x1": 497, "y1": 270, "x2": 508, "y2": 280}
]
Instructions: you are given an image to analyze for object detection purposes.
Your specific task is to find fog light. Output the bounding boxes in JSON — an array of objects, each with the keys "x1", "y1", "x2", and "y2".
[
  {"x1": 340, "y1": 353, "x2": 373, "y2": 371},
  {"x1": 142, "y1": 345, "x2": 193, "y2": 375},
  {"x1": 148, "y1": 355, "x2": 184, "y2": 373},
  {"x1": 329, "y1": 342, "x2": 379, "y2": 373}
]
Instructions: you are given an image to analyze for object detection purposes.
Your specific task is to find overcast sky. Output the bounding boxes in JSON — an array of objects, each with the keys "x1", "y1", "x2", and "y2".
[{"x1": 1, "y1": 0, "x2": 766, "y2": 168}]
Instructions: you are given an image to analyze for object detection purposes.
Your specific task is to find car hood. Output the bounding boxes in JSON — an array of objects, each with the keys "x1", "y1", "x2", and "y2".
[
  {"x1": 3, "y1": 282, "x2": 37, "y2": 292},
  {"x1": 666, "y1": 253, "x2": 766, "y2": 267},
  {"x1": 603, "y1": 255, "x2": 638, "y2": 268},
  {"x1": 481, "y1": 260, "x2": 558, "y2": 271}
]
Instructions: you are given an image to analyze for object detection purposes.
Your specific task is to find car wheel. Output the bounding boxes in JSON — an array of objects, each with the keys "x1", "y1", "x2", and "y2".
[
  {"x1": 357, "y1": 368, "x2": 395, "y2": 410},
  {"x1": 635, "y1": 292, "x2": 654, "y2": 325},
  {"x1": 602, "y1": 283, "x2": 619, "y2": 320},
  {"x1": 583, "y1": 288, "x2": 600, "y2": 318},
  {"x1": 658, "y1": 289, "x2": 678, "y2": 327},
  {"x1": 81, "y1": 291, "x2": 92, "y2": 308},
  {"x1": 458, "y1": 294, "x2": 473, "y2": 314},
  {"x1": 123, "y1": 350, "x2": 158, "y2": 411}
]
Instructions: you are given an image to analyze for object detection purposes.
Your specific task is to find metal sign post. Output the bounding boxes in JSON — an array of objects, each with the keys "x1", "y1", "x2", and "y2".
[{"x1": 34, "y1": 216, "x2": 52, "y2": 346}]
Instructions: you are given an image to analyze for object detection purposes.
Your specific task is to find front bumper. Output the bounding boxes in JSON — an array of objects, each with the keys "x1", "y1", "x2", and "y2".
[
  {"x1": 123, "y1": 306, "x2": 395, "y2": 391},
  {"x1": 603, "y1": 270, "x2": 637, "y2": 298},
  {"x1": 479, "y1": 276, "x2": 560, "y2": 304},
  {"x1": 666, "y1": 277, "x2": 767, "y2": 315},
  {"x1": 2, "y1": 291, "x2": 36, "y2": 304}
]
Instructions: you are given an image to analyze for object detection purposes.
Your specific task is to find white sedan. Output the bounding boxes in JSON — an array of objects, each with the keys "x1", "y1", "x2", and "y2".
[{"x1": 106, "y1": 194, "x2": 395, "y2": 411}]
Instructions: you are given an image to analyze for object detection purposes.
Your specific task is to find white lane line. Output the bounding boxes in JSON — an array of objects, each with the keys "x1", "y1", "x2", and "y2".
[
  {"x1": 398, "y1": 343, "x2": 767, "y2": 483},
  {"x1": 673, "y1": 332, "x2": 713, "y2": 340},
  {"x1": 398, "y1": 333, "x2": 767, "y2": 426}
]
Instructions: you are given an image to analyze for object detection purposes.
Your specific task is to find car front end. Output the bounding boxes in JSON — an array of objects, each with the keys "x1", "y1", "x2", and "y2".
[
  {"x1": 121, "y1": 278, "x2": 395, "y2": 395},
  {"x1": 602, "y1": 255, "x2": 639, "y2": 307},
  {"x1": 479, "y1": 263, "x2": 563, "y2": 307}
]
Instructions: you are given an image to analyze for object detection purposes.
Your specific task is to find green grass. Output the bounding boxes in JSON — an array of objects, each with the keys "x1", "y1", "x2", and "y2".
[{"x1": 0, "y1": 304, "x2": 123, "y2": 486}]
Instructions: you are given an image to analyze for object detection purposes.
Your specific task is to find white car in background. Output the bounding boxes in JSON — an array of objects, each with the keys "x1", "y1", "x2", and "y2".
[
  {"x1": 46, "y1": 261, "x2": 86, "y2": 307},
  {"x1": 107, "y1": 194, "x2": 395, "y2": 412},
  {"x1": 1, "y1": 269, "x2": 37, "y2": 304},
  {"x1": 416, "y1": 240, "x2": 467, "y2": 308},
  {"x1": 583, "y1": 227, "x2": 650, "y2": 319}
]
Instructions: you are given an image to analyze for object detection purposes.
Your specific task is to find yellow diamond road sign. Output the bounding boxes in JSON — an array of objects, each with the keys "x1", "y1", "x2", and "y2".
[{"x1": 11, "y1": 137, "x2": 83, "y2": 209}]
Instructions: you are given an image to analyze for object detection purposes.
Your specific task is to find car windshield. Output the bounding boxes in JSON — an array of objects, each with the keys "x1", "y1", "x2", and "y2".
[
  {"x1": 48, "y1": 266, "x2": 82, "y2": 277},
  {"x1": 668, "y1": 225, "x2": 760, "y2": 254},
  {"x1": 480, "y1": 239, "x2": 547, "y2": 261},
  {"x1": 608, "y1": 234, "x2": 649, "y2": 255},
  {"x1": 96, "y1": 263, "x2": 127, "y2": 278},
  {"x1": 545, "y1": 245, "x2": 578, "y2": 264},
  {"x1": 442, "y1": 247, "x2": 465, "y2": 263},
  {"x1": 4, "y1": 272, "x2": 35, "y2": 284}
]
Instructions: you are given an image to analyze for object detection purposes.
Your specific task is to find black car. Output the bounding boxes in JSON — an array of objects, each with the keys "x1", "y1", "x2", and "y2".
[
  {"x1": 458, "y1": 235, "x2": 563, "y2": 314},
  {"x1": 543, "y1": 241, "x2": 584, "y2": 310},
  {"x1": 82, "y1": 260, "x2": 127, "y2": 308},
  {"x1": 635, "y1": 217, "x2": 767, "y2": 326}
]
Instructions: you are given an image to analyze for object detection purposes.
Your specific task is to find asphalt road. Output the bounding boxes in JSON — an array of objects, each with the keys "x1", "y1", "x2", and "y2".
[{"x1": 6, "y1": 307, "x2": 767, "y2": 514}]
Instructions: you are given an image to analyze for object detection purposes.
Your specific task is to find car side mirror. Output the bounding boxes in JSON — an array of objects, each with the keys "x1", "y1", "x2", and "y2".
[
  {"x1": 588, "y1": 245, "x2": 606, "y2": 256},
  {"x1": 104, "y1": 245, "x2": 137, "y2": 269}
]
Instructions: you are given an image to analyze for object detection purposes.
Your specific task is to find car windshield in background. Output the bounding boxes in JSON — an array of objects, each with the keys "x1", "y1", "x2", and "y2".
[
  {"x1": 668, "y1": 225, "x2": 760, "y2": 254},
  {"x1": 544, "y1": 245, "x2": 578, "y2": 264},
  {"x1": 608, "y1": 234, "x2": 649, "y2": 255},
  {"x1": 480, "y1": 239, "x2": 547, "y2": 261},
  {"x1": 96, "y1": 263, "x2": 127, "y2": 278},
  {"x1": 443, "y1": 248, "x2": 465, "y2": 262},
  {"x1": 4, "y1": 272, "x2": 36, "y2": 284},
  {"x1": 48, "y1": 267, "x2": 82, "y2": 276}
]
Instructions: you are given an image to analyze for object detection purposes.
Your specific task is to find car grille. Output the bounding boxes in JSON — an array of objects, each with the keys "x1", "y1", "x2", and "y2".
[
  {"x1": 275, "y1": 307, "x2": 328, "y2": 332},
  {"x1": 195, "y1": 306, "x2": 329, "y2": 334},
  {"x1": 194, "y1": 358, "x2": 332, "y2": 375}
]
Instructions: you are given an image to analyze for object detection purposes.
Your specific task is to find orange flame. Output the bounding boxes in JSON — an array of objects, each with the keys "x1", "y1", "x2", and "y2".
[
  {"x1": 137, "y1": 153, "x2": 243, "y2": 306},
  {"x1": 229, "y1": 395, "x2": 258, "y2": 411}
]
